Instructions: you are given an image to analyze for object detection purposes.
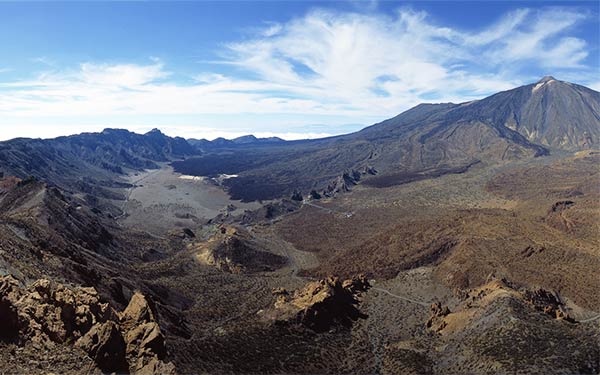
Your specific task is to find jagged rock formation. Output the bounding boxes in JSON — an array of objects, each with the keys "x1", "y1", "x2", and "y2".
[
  {"x1": 523, "y1": 288, "x2": 575, "y2": 322},
  {"x1": 0, "y1": 275, "x2": 174, "y2": 374},
  {"x1": 323, "y1": 171, "x2": 360, "y2": 197},
  {"x1": 425, "y1": 301, "x2": 451, "y2": 332},
  {"x1": 323, "y1": 168, "x2": 377, "y2": 197},
  {"x1": 267, "y1": 275, "x2": 370, "y2": 332},
  {"x1": 117, "y1": 293, "x2": 174, "y2": 374}
]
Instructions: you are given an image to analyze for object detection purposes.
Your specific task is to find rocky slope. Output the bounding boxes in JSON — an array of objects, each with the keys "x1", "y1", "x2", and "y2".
[
  {"x1": 0, "y1": 128, "x2": 195, "y2": 199},
  {"x1": 419, "y1": 279, "x2": 599, "y2": 374}
]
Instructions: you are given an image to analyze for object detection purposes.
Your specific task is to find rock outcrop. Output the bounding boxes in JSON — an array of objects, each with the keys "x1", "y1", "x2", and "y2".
[
  {"x1": 267, "y1": 275, "x2": 370, "y2": 332},
  {"x1": 426, "y1": 301, "x2": 451, "y2": 332},
  {"x1": 523, "y1": 288, "x2": 575, "y2": 322},
  {"x1": 0, "y1": 275, "x2": 175, "y2": 374},
  {"x1": 323, "y1": 170, "x2": 361, "y2": 197},
  {"x1": 192, "y1": 226, "x2": 287, "y2": 274},
  {"x1": 290, "y1": 190, "x2": 303, "y2": 201},
  {"x1": 323, "y1": 168, "x2": 377, "y2": 197},
  {"x1": 118, "y1": 292, "x2": 173, "y2": 374},
  {"x1": 425, "y1": 279, "x2": 577, "y2": 335}
]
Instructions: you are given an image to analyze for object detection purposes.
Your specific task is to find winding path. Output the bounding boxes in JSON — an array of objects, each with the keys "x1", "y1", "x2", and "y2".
[
  {"x1": 579, "y1": 313, "x2": 600, "y2": 323},
  {"x1": 371, "y1": 287, "x2": 430, "y2": 307},
  {"x1": 302, "y1": 201, "x2": 336, "y2": 214}
]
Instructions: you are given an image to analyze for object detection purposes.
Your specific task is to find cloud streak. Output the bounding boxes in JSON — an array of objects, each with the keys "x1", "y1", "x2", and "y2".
[{"x1": 0, "y1": 6, "x2": 596, "y2": 140}]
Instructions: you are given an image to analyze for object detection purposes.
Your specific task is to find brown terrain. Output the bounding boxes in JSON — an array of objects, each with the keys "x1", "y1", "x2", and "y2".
[{"x1": 0, "y1": 78, "x2": 599, "y2": 374}]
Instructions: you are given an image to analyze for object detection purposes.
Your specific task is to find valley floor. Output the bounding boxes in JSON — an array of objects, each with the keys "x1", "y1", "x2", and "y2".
[
  {"x1": 125, "y1": 150, "x2": 599, "y2": 374},
  {"x1": 1, "y1": 151, "x2": 598, "y2": 374},
  {"x1": 115, "y1": 164, "x2": 261, "y2": 234}
]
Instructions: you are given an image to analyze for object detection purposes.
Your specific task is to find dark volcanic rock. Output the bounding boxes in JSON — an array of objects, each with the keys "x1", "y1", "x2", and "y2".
[
  {"x1": 291, "y1": 190, "x2": 303, "y2": 201},
  {"x1": 550, "y1": 200, "x2": 575, "y2": 212}
]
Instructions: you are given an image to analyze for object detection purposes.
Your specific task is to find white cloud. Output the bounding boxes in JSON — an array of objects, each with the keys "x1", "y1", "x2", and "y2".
[
  {"x1": 463, "y1": 9, "x2": 531, "y2": 45},
  {"x1": 482, "y1": 8, "x2": 589, "y2": 68},
  {"x1": 587, "y1": 81, "x2": 600, "y2": 92},
  {"x1": 0, "y1": 6, "x2": 595, "y2": 140}
]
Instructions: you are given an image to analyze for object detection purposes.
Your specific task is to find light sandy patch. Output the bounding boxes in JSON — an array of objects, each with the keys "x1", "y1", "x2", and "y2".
[
  {"x1": 118, "y1": 165, "x2": 261, "y2": 234},
  {"x1": 179, "y1": 175, "x2": 205, "y2": 181}
]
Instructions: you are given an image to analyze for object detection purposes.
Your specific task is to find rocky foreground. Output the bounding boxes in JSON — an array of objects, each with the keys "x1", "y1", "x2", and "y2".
[{"x1": 0, "y1": 276, "x2": 174, "y2": 374}]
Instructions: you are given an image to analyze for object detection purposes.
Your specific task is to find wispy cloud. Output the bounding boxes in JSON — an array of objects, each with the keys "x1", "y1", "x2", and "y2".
[
  {"x1": 31, "y1": 56, "x2": 56, "y2": 67},
  {"x1": 0, "y1": 6, "x2": 596, "y2": 140},
  {"x1": 480, "y1": 8, "x2": 589, "y2": 68}
]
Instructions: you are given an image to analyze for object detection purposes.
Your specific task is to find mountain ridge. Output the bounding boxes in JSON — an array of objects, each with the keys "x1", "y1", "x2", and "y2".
[{"x1": 172, "y1": 77, "x2": 599, "y2": 201}]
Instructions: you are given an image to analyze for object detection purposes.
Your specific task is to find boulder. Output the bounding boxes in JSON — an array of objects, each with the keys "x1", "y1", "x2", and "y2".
[
  {"x1": 76, "y1": 321, "x2": 128, "y2": 373},
  {"x1": 120, "y1": 292, "x2": 156, "y2": 330}
]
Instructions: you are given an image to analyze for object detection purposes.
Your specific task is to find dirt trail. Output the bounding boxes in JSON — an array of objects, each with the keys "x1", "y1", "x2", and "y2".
[
  {"x1": 252, "y1": 225, "x2": 318, "y2": 280},
  {"x1": 303, "y1": 201, "x2": 335, "y2": 214},
  {"x1": 371, "y1": 287, "x2": 430, "y2": 307},
  {"x1": 579, "y1": 313, "x2": 600, "y2": 323}
]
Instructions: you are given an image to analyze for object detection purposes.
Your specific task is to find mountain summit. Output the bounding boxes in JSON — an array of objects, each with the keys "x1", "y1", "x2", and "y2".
[
  {"x1": 473, "y1": 76, "x2": 599, "y2": 149},
  {"x1": 173, "y1": 77, "x2": 600, "y2": 201},
  {"x1": 537, "y1": 75, "x2": 557, "y2": 83}
]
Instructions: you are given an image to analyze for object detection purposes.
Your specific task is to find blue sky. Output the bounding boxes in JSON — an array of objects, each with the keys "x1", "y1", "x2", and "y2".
[{"x1": 0, "y1": 1, "x2": 598, "y2": 140}]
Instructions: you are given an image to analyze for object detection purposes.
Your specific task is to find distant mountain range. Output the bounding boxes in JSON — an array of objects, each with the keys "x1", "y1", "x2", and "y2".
[
  {"x1": 188, "y1": 135, "x2": 285, "y2": 149},
  {"x1": 0, "y1": 76, "x2": 598, "y2": 202}
]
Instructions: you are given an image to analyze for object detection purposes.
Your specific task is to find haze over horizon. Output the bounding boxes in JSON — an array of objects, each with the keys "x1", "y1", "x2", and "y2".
[{"x1": 0, "y1": 1, "x2": 598, "y2": 141}]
